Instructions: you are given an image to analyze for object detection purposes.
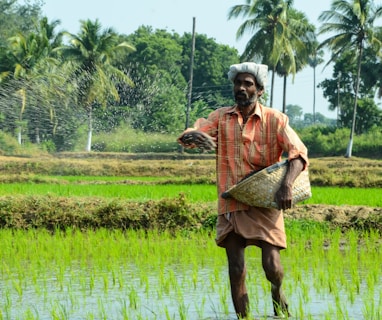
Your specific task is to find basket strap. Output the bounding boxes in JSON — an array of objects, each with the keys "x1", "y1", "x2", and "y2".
[{"x1": 266, "y1": 160, "x2": 288, "y2": 173}]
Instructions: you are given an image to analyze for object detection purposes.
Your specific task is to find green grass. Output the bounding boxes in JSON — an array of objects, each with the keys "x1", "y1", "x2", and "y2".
[
  {"x1": 50, "y1": 175, "x2": 180, "y2": 182},
  {"x1": 0, "y1": 183, "x2": 217, "y2": 202},
  {"x1": 307, "y1": 186, "x2": 382, "y2": 207},
  {"x1": 0, "y1": 182, "x2": 380, "y2": 206}
]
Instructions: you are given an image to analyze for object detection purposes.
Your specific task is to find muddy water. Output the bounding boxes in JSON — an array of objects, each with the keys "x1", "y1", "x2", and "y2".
[{"x1": 0, "y1": 252, "x2": 380, "y2": 320}]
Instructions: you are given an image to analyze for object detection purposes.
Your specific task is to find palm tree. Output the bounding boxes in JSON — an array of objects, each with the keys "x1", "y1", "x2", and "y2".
[
  {"x1": 228, "y1": 0, "x2": 315, "y2": 111},
  {"x1": 273, "y1": 8, "x2": 316, "y2": 113},
  {"x1": 318, "y1": 0, "x2": 382, "y2": 157},
  {"x1": 57, "y1": 19, "x2": 135, "y2": 151},
  {"x1": 28, "y1": 18, "x2": 64, "y2": 144},
  {"x1": 228, "y1": 0, "x2": 294, "y2": 107},
  {"x1": 308, "y1": 41, "x2": 325, "y2": 123},
  {"x1": 0, "y1": 18, "x2": 62, "y2": 144},
  {"x1": 37, "y1": 17, "x2": 63, "y2": 55}
]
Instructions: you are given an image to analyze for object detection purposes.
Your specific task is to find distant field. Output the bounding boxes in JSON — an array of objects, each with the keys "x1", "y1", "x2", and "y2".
[
  {"x1": 305, "y1": 186, "x2": 382, "y2": 207},
  {"x1": 0, "y1": 182, "x2": 380, "y2": 206},
  {"x1": 0, "y1": 156, "x2": 381, "y2": 189}
]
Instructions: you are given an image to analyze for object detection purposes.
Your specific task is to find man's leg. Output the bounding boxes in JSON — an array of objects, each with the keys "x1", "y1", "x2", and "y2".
[
  {"x1": 225, "y1": 232, "x2": 249, "y2": 319},
  {"x1": 259, "y1": 241, "x2": 290, "y2": 317}
]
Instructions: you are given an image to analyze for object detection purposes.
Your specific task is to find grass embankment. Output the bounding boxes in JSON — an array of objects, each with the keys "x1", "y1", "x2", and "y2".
[
  {"x1": 0, "y1": 155, "x2": 381, "y2": 231},
  {"x1": 1, "y1": 154, "x2": 382, "y2": 186}
]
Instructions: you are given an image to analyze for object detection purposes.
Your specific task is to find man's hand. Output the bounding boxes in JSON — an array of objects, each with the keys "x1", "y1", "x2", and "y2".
[
  {"x1": 275, "y1": 184, "x2": 293, "y2": 210},
  {"x1": 275, "y1": 158, "x2": 305, "y2": 210},
  {"x1": 178, "y1": 130, "x2": 216, "y2": 151}
]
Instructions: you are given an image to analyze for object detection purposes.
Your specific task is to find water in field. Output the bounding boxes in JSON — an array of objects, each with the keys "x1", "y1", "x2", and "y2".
[{"x1": 0, "y1": 229, "x2": 381, "y2": 320}]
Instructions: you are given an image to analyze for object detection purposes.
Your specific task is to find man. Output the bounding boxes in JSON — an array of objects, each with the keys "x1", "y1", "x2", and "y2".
[{"x1": 177, "y1": 62, "x2": 308, "y2": 319}]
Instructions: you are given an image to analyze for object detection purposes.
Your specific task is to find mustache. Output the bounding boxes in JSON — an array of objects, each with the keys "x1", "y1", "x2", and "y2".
[{"x1": 235, "y1": 92, "x2": 248, "y2": 99}]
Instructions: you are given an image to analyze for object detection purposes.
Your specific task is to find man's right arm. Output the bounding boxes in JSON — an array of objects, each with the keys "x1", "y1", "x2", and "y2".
[
  {"x1": 177, "y1": 109, "x2": 220, "y2": 151},
  {"x1": 177, "y1": 130, "x2": 216, "y2": 151}
]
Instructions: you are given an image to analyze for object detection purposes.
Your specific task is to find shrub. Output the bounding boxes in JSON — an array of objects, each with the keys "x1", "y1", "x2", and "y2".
[
  {"x1": 0, "y1": 194, "x2": 217, "y2": 231},
  {"x1": 89, "y1": 124, "x2": 179, "y2": 153},
  {"x1": 0, "y1": 131, "x2": 49, "y2": 157}
]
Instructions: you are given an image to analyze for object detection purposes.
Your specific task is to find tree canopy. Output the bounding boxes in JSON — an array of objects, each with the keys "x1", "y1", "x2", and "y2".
[
  {"x1": 318, "y1": 0, "x2": 382, "y2": 157},
  {"x1": 0, "y1": 0, "x2": 381, "y2": 154}
]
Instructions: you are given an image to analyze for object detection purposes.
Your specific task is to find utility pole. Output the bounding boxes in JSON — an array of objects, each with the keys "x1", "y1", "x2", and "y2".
[
  {"x1": 313, "y1": 61, "x2": 316, "y2": 124},
  {"x1": 179, "y1": 17, "x2": 196, "y2": 154},
  {"x1": 337, "y1": 72, "x2": 341, "y2": 127},
  {"x1": 185, "y1": 17, "x2": 196, "y2": 130}
]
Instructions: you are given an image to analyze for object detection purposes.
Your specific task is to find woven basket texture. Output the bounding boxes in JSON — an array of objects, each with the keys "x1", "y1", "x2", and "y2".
[{"x1": 222, "y1": 160, "x2": 311, "y2": 208}]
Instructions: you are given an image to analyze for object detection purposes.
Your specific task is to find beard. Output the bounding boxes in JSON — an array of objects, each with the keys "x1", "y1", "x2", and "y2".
[{"x1": 234, "y1": 92, "x2": 257, "y2": 107}]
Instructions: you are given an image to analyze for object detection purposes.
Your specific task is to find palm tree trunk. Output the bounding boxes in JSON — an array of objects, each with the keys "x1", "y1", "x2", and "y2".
[
  {"x1": 282, "y1": 75, "x2": 287, "y2": 113},
  {"x1": 35, "y1": 127, "x2": 40, "y2": 144},
  {"x1": 313, "y1": 66, "x2": 316, "y2": 123},
  {"x1": 86, "y1": 107, "x2": 93, "y2": 152},
  {"x1": 18, "y1": 129, "x2": 22, "y2": 145},
  {"x1": 345, "y1": 45, "x2": 363, "y2": 158},
  {"x1": 270, "y1": 68, "x2": 275, "y2": 108},
  {"x1": 337, "y1": 74, "x2": 341, "y2": 127}
]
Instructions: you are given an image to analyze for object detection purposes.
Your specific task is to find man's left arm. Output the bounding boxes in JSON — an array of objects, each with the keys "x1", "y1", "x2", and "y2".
[{"x1": 275, "y1": 157, "x2": 305, "y2": 210}]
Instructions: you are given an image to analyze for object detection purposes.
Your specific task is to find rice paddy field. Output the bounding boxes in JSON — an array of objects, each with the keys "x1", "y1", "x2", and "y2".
[
  {"x1": 0, "y1": 155, "x2": 381, "y2": 319},
  {"x1": 0, "y1": 226, "x2": 381, "y2": 320}
]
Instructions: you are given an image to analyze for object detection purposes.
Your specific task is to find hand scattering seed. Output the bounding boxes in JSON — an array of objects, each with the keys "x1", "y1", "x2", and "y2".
[{"x1": 182, "y1": 131, "x2": 216, "y2": 151}]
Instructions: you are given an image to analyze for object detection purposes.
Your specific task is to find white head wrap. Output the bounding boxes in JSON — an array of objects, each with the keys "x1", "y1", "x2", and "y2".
[{"x1": 227, "y1": 62, "x2": 268, "y2": 88}]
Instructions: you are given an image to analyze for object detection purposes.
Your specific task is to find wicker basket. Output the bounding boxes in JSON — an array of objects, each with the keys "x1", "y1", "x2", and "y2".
[{"x1": 221, "y1": 160, "x2": 311, "y2": 209}]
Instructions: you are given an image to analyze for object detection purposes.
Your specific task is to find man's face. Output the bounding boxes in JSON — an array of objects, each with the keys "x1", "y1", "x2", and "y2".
[{"x1": 233, "y1": 73, "x2": 262, "y2": 107}]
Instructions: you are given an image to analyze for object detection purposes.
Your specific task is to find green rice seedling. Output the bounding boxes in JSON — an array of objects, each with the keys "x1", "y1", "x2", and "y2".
[
  {"x1": 0, "y1": 226, "x2": 381, "y2": 319},
  {"x1": 0, "y1": 183, "x2": 218, "y2": 202},
  {"x1": 0, "y1": 180, "x2": 381, "y2": 206},
  {"x1": 89, "y1": 272, "x2": 95, "y2": 294},
  {"x1": 97, "y1": 298, "x2": 107, "y2": 320},
  {"x1": 85, "y1": 313, "x2": 95, "y2": 320},
  {"x1": 23, "y1": 307, "x2": 39, "y2": 320},
  {"x1": 363, "y1": 280, "x2": 382, "y2": 319},
  {"x1": 366, "y1": 268, "x2": 377, "y2": 293},
  {"x1": 177, "y1": 300, "x2": 188, "y2": 320},
  {"x1": 157, "y1": 269, "x2": 169, "y2": 295},
  {"x1": 222, "y1": 286, "x2": 231, "y2": 316},
  {"x1": 208, "y1": 272, "x2": 219, "y2": 292},
  {"x1": 191, "y1": 267, "x2": 198, "y2": 289},
  {"x1": 334, "y1": 292, "x2": 349, "y2": 319},
  {"x1": 307, "y1": 187, "x2": 382, "y2": 206},
  {"x1": 139, "y1": 272, "x2": 150, "y2": 297},
  {"x1": 128, "y1": 286, "x2": 139, "y2": 309},
  {"x1": 194, "y1": 296, "x2": 206, "y2": 319},
  {"x1": 300, "y1": 280, "x2": 310, "y2": 303},
  {"x1": 297, "y1": 294, "x2": 306, "y2": 319},
  {"x1": 164, "y1": 306, "x2": 173, "y2": 320},
  {"x1": 12, "y1": 278, "x2": 23, "y2": 299},
  {"x1": 118, "y1": 298, "x2": 130, "y2": 320},
  {"x1": 50, "y1": 303, "x2": 70, "y2": 320}
]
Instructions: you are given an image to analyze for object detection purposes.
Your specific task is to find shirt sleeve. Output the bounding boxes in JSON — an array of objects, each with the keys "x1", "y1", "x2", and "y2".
[
  {"x1": 192, "y1": 109, "x2": 220, "y2": 138},
  {"x1": 177, "y1": 109, "x2": 221, "y2": 148}
]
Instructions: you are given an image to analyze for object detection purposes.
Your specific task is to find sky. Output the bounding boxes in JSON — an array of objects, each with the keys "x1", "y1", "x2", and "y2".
[{"x1": 41, "y1": 0, "x2": 340, "y2": 118}]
